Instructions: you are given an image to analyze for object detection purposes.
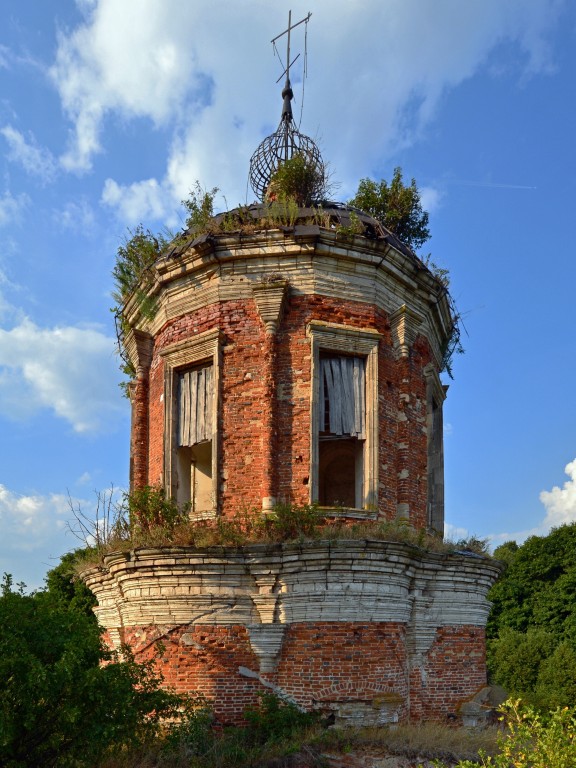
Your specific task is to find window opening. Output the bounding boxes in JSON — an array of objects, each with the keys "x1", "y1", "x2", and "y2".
[
  {"x1": 318, "y1": 355, "x2": 365, "y2": 508},
  {"x1": 176, "y1": 364, "x2": 213, "y2": 512}
]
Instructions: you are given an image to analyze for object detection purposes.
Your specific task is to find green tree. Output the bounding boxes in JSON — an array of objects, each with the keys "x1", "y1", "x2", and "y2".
[
  {"x1": 0, "y1": 574, "x2": 188, "y2": 768},
  {"x1": 489, "y1": 525, "x2": 576, "y2": 639},
  {"x1": 348, "y1": 167, "x2": 430, "y2": 251},
  {"x1": 44, "y1": 549, "x2": 97, "y2": 620},
  {"x1": 488, "y1": 627, "x2": 556, "y2": 700},
  {"x1": 487, "y1": 524, "x2": 576, "y2": 709},
  {"x1": 111, "y1": 224, "x2": 167, "y2": 307}
]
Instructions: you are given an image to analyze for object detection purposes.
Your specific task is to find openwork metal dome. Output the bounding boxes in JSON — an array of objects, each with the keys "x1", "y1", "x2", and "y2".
[
  {"x1": 249, "y1": 79, "x2": 325, "y2": 202},
  {"x1": 249, "y1": 12, "x2": 325, "y2": 203}
]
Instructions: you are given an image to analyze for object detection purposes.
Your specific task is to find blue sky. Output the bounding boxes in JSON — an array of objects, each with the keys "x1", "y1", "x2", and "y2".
[{"x1": 1, "y1": 0, "x2": 575, "y2": 589}]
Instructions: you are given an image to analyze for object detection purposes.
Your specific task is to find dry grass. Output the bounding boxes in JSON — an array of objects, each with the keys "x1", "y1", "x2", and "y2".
[
  {"x1": 96, "y1": 721, "x2": 499, "y2": 768},
  {"x1": 316, "y1": 721, "x2": 499, "y2": 764},
  {"x1": 74, "y1": 503, "x2": 490, "y2": 574}
]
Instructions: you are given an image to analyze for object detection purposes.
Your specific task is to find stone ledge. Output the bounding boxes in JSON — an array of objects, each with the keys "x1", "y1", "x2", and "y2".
[{"x1": 82, "y1": 540, "x2": 501, "y2": 632}]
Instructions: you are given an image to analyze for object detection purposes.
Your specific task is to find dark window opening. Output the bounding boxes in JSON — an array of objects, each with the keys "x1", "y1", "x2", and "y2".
[{"x1": 318, "y1": 355, "x2": 365, "y2": 508}]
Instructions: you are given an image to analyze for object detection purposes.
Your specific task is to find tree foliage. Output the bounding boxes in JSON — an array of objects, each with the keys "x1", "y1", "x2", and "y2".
[
  {"x1": 348, "y1": 167, "x2": 430, "y2": 251},
  {"x1": 0, "y1": 573, "x2": 190, "y2": 768},
  {"x1": 488, "y1": 524, "x2": 576, "y2": 709},
  {"x1": 183, "y1": 181, "x2": 219, "y2": 232},
  {"x1": 489, "y1": 524, "x2": 576, "y2": 640},
  {"x1": 111, "y1": 224, "x2": 167, "y2": 307},
  {"x1": 43, "y1": 549, "x2": 97, "y2": 620}
]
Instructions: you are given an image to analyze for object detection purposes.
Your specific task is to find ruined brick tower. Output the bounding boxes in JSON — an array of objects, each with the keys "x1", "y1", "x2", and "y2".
[{"x1": 83, "y1": 15, "x2": 500, "y2": 725}]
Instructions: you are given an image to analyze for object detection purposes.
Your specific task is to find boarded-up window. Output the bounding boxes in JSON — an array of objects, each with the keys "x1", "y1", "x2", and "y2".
[
  {"x1": 320, "y1": 356, "x2": 365, "y2": 439},
  {"x1": 178, "y1": 365, "x2": 213, "y2": 447}
]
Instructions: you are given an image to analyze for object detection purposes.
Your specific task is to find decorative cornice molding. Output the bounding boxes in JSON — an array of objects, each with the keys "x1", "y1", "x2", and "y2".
[
  {"x1": 82, "y1": 541, "x2": 502, "y2": 632},
  {"x1": 125, "y1": 230, "x2": 453, "y2": 363}
]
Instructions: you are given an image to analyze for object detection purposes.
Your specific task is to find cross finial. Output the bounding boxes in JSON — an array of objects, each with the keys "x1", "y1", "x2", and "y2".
[{"x1": 271, "y1": 11, "x2": 312, "y2": 122}]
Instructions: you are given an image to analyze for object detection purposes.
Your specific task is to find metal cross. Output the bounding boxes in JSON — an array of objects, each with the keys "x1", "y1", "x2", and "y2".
[{"x1": 271, "y1": 11, "x2": 312, "y2": 85}]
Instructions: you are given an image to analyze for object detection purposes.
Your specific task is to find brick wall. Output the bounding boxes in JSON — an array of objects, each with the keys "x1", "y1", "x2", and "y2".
[
  {"x1": 104, "y1": 227, "x2": 490, "y2": 727},
  {"x1": 84, "y1": 542, "x2": 501, "y2": 726},
  {"x1": 107, "y1": 620, "x2": 488, "y2": 725},
  {"x1": 409, "y1": 626, "x2": 488, "y2": 720},
  {"x1": 144, "y1": 292, "x2": 433, "y2": 521}
]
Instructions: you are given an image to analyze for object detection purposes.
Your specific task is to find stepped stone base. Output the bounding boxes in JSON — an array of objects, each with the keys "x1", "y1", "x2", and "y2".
[{"x1": 83, "y1": 540, "x2": 501, "y2": 725}]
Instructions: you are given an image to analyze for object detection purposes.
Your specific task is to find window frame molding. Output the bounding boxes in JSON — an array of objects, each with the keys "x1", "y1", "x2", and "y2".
[
  {"x1": 307, "y1": 321, "x2": 381, "y2": 514},
  {"x1": 160, "y1": 328, "x2": 222, "y2": 520}
]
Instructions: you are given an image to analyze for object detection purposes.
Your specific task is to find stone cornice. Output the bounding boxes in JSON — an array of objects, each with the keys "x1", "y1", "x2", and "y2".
[
  {"x1": 123, "y1": 228, "x2": 453, "y2": 368},
  {"x1": 82, "y1": 541, "x2": 502, "y2": 634}
]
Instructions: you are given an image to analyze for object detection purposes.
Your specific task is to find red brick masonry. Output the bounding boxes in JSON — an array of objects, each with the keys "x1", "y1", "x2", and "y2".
[{"x1": 83, "y1": 542, "x2": 501, "y2": 726}]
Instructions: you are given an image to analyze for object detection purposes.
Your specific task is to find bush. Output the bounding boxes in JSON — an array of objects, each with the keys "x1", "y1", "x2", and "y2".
[
  {"x1": 243, "y1": 693, "x2": 318, "y2": 746},
  {"x1": 436, "y1": 700, "x2": 576, "y2": 768},
  {"x1": 348, "y1": 168, "x2": 430, "y2": 251},
  {"x1": 183, "y1": 182, "x2": 219, "y2": 232},
  {"x1": 0, "y1": 574, "x2": 190, "y2": 768},
  {"x1": 128, "y1": 484, "x2": 188, "y2": 534},
  {"x1": 267, "y1": 153, "x2": 326, "y2": 206},
  {"x1": 488, "y1": 627, "x2": 555, "y2": 700}
]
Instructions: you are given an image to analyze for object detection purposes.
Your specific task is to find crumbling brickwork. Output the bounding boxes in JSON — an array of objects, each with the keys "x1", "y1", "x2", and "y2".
[
  {"x1": 83, "y1": 541, "x2": 501, "y2": 725},
  {"x1": 86, "y1": 221, "x2": 500, "y2": 725}
]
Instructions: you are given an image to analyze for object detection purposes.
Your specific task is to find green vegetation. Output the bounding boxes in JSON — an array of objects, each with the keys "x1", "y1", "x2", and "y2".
[
  {"x1": 435, "y1": 700, "x2": 576, "y2": 768},
  {"x1": 0, "y1": 573, "x2": 195, "y2": 768},
  {"x1": 70, "y1": 486, "x2": 489, "y2": 574},
  {"x1": 111, "y1": 225, "x2": 168, "y2": 311},
  {"x1": 267, "y1": 152, "x2": 326, "y2": 205},
  {"x1": 487, "y1": 523, "x2": 576, "y2": 710},
  {"x1": 348, "y1": 167, "x2": 430, "y2": 251},
  {"x1": 112, "y1": 166, "x2": 461, "y2": 388},
  {"x1": 182, "y1": 181, "x2": 219, "y2": 232}
]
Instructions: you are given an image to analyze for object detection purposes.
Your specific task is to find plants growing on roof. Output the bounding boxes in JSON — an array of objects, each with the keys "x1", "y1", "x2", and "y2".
[
  {"x1": 112, "y1": 224, "x2": 168, "y2": 308},
  {"x1": 112, "y1": 169, "x2": 463, "y2": 383},
  {"x1": 183, "y1": 181, "x2": 219, "y2": 232},
  {"x1": 266, "y1": 153, "x2": 327, "y2": 206},
  {"x1": 348, "y1": 167, "x2": 430, "y2": 252}
]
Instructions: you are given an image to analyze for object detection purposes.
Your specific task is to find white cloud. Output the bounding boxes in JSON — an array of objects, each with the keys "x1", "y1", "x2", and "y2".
[
  {"x1": 1, "y1": 125, "x2": 58, "y2": 183},
  {"x1": 0, "y1": 189, "x2": 28, "y2": 227},
  {"x1": 102, "y1": 177, "x2": 167, "y2": 225},
  {"x1": 76, "y1": 471, "x2": 92, "y2": 486},
  {"x1": 539, "y1": 459, "x2": 576, "y2": 529},
  {"x1": 0, "y1": 484, "x2": 69, "y2": 552},
  {"x1": 454, "y1": 459, "x2": 576, "y2": 554},
  {"x1": 419, "y1": 187, "x2": 444, "y2": 215},
  {"x1": 53, "y1": 197, "x2": 96, "y2": 232},
  {"x1": 51, "y1": 0, "x2": 215, "y2": 173},
  {"x1": 47, "y1": 0, "x2": 562, "y2": 218},
  {"x1": 0, "y1": 318, "x2": 125, "y2": 432},
  {"x1": 0, "y1": 45, "x2": 9, "y2": 69},
  {"x1": 0, "y1": 483, "x2": 121, "y2": 589},
  {"x1": 444, "y1": 522, "x2": 472, "y2": 542}
]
